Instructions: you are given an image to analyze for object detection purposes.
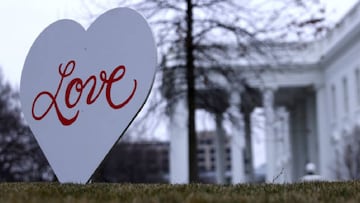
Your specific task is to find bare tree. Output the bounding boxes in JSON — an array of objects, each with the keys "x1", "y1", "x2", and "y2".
[
  {"x1": 0, "y1": 73, "x2": 54, "y2": 182},
  {"x1": 93, "y1": 141, "x2": 169, "y2": 183},
  {"x1": 83, "y1": 0, "x2": 329, "y2": 182}
]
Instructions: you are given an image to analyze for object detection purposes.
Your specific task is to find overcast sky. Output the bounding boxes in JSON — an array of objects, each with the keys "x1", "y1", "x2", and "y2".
[{"x1": 0, "y1": 0, "x2": 358, "y2": 88}]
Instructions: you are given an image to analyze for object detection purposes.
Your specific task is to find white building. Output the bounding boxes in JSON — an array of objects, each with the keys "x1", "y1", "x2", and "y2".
[{"x1": 169, "y1": 2, "x2": 360, "y2": 183}]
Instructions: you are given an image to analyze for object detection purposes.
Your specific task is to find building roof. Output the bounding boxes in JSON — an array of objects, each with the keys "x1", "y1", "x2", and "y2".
[
  {"x1": 287, "y1": 1, "x2": 360, "y2": 68},
  {"x1": 230, "y1": 1, "x2": 360, "y2": 70}
]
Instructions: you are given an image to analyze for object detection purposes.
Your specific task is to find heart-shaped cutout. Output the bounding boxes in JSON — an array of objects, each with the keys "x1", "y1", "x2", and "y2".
[{"x1": 20, "y1": 8, "x2": 157, "y2": 183}]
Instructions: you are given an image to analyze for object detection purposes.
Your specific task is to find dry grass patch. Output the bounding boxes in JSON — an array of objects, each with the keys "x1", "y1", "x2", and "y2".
[{"x1": 0, "y1": 181, "x2": 360, "y2": 203}]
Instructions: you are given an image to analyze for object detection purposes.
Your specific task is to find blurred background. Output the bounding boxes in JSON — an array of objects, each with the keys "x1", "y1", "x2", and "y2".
[{"x1": 0, "y1": 0, "x2": 359, "y2": 183}]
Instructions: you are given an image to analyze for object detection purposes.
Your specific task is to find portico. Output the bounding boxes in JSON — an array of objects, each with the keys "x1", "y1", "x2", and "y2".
[
  {"x1": 168, "y1": 61, "x2": 334, "y2": 183},
  {"x1": 262, "y1": 86, "x2": 320, "y2": 182},
  {"x1": 246, "y1": 65, "x2": 330, "y2": 182}
]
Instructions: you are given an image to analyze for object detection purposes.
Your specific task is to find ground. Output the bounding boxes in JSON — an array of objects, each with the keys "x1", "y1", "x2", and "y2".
[{"x1": 0, "y1": 181, "x2": 359, "y2": 202}]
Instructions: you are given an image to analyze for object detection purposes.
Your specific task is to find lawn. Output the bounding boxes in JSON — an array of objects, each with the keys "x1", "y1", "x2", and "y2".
[{"x1": 0, "y1": 181, "x2": 359, "y2": 203}]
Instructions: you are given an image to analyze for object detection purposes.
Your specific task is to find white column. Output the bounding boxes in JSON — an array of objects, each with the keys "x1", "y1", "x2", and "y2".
[
  {"x1": 169, "y1": 99, "x2": 189, "y2": 183},
  {"x1": 230, "y1": 92, "x2": 246, "y2": 184},
  {"x1": 263, "y1": 87, "x2": 276, "y2": 183},
  {"x1": 306, "y1": 93, "x2": 319, "y2": 169},
  {"x1": 315, "y1": 84, "x2": 332, "y2": 180},
  {"x1": 273, "y1": 108, "x2": 282, "y2": 182},
  {"x1": 274, "y1": 107, "x2": 292, "y2": 183},
  {"x1": 282, "y1": 108, "x2": 292, "y2": 182},
  {"x1": 215, "y1": 113, "x2": 226, "y2": 184}
]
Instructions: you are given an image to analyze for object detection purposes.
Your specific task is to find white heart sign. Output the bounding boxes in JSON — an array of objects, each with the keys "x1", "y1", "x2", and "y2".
[{"x1": 20, "y1": 8, "x2": 157, "y2": 183}]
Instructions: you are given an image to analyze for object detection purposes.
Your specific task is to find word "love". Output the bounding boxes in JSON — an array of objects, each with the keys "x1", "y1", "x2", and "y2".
[{"x1": 31, "y1": 60, "x2": 137, "y2": 126}]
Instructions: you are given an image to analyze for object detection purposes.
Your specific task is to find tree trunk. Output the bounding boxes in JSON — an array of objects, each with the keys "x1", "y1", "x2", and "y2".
[
  {"x1": 244, "y1": 112, "x2": 254, "y2": 182},
  {"x1": 185, "y1": 0, "x2": 198, "y2": 182}
]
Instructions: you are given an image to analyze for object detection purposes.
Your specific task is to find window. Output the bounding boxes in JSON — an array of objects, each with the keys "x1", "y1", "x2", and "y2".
[
  {"x1": 356, "y1": 69, "x2": 360, "y2": 106},
  {"x1": 331, "y1": 85, "x2": 337, "y2": 120},
  {"x1": 197, "y1": 149, "x2": 204, "y2": 154},
  {"x1": 343, "y1": 77, "x2": 349, "y2": 113},
  {"x1": 226, "y1": 148, "x2": 231, "y2": 154}
]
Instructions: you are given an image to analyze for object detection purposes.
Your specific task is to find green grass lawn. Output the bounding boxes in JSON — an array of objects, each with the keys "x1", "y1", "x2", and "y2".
[{"x1": 0, "y1": 181, "x2": 359, "y2": 203}]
